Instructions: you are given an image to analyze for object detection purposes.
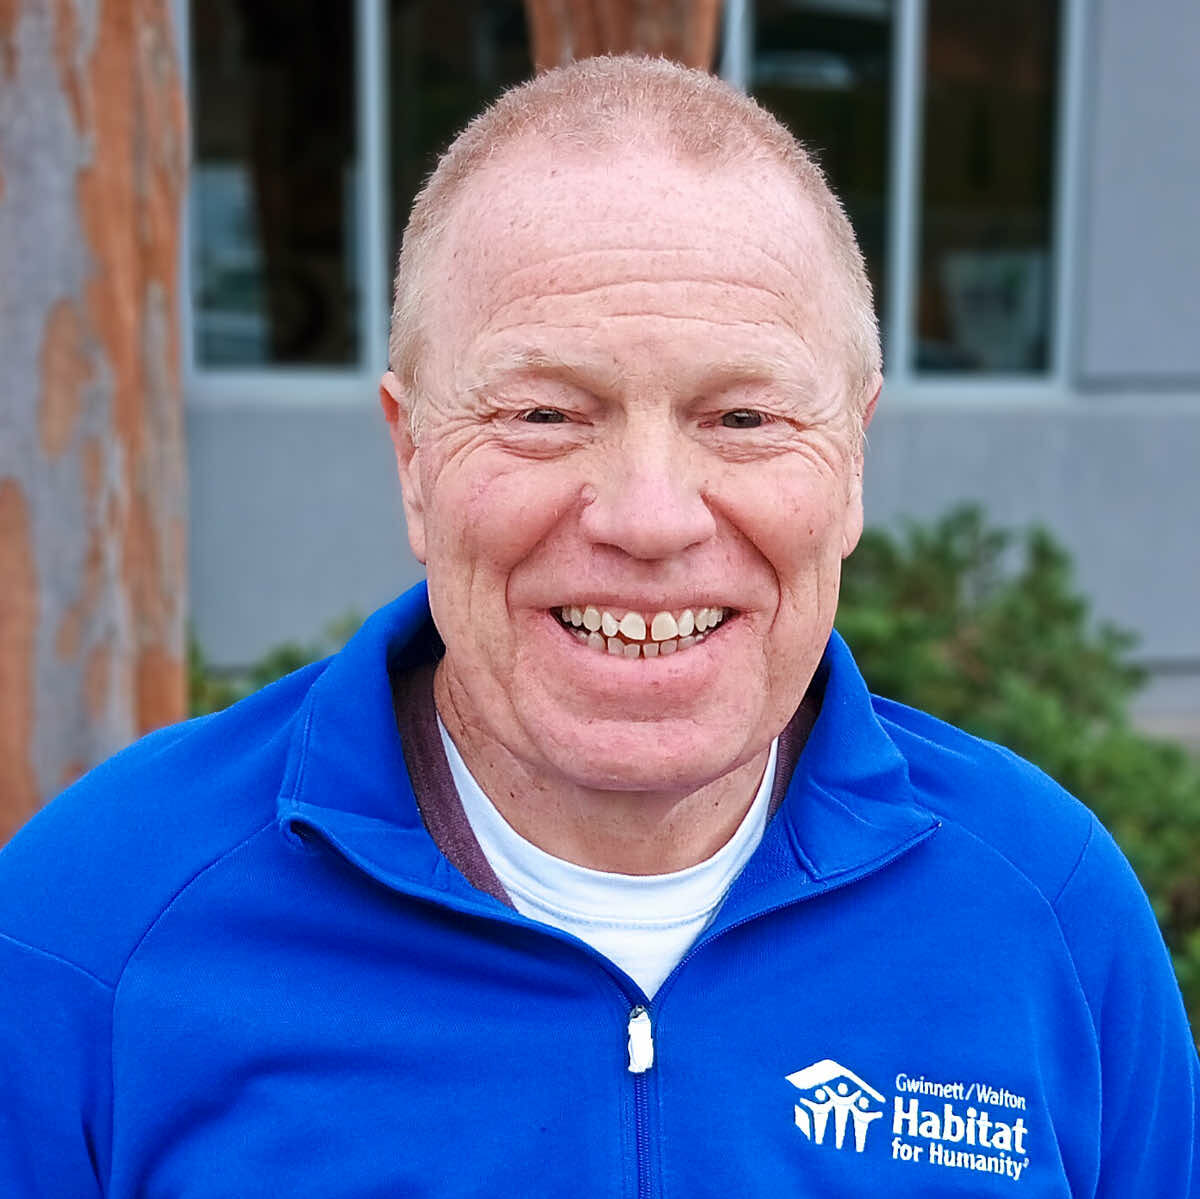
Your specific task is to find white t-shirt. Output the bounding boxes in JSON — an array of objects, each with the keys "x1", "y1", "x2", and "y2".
[{"x1": 438, "y1": 719, "x2": 777, "y2": 998}]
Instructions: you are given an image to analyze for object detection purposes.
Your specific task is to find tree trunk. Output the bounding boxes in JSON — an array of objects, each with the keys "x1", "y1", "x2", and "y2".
[
  {"x1": 0, "y1": 0, "x2": 187, "y2": 841},
  {"x1": 525, "y1": 0, "x2": 723, "y2": 72}
]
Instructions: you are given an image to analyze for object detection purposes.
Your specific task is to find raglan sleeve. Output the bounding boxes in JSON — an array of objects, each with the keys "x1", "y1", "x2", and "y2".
[
  {"x1": 1053, "y1": 817, "x2": 1200, "y2": 1197},
  {"x1": 0, "y1": 930, "x2": 111, "y2": 1196}
]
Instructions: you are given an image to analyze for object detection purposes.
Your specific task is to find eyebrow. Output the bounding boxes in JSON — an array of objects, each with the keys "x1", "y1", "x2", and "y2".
[
  {"x1": 465, "y1": 347, "x2": 620, "y2": 395},
  {"x1": 466, "y1": 344, "x2": 818, "y2": 403},
  {"x1": 695, "y1": 350, "x2": 808, "y2": 389}
]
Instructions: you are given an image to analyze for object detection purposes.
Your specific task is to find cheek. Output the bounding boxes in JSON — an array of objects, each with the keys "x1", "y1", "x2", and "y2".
[
  {"x1": 726, "y1": 466, "x2": 851, "y2": 583},
  {"x1": 423, "y1": 456, "x2": 579, "y2": 581}
]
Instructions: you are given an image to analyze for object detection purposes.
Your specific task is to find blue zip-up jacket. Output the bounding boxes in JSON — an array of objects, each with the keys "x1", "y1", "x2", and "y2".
[{"x1": 1, "y1": 583, "x2": 1196, "y2": 1196}]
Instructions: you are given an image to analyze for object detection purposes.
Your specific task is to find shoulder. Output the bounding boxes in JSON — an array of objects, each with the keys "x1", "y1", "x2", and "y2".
[
  {"x1": 871, "y1": 692, "x2": 1193, "y2": 1025},
  {"x1": 0, "y1": 661, "x2": 327, "y2": 986},
  {"x1": 870, "y1": 696, "x2": 1199, "y2": 1189},
  {"x1": 871, "y1": 694, "x2": 1097, "y2": 908}
]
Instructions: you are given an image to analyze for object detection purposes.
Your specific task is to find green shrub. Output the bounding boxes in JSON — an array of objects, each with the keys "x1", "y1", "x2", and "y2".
[
  {"x1": 189, "y1": 613, "x2": 360, "y2": 718},
  {"x1": 839, "y1": 506, "x2": 1200, "y2": 1033}
]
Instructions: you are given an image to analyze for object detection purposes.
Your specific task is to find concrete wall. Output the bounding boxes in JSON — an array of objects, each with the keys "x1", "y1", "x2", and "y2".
[
  {"x1": 187, "y1": 404, "x2": 422, "y2": 666},
  {"x1": 1079, "y1": 0, "x2": 1200, "y2": 386}
]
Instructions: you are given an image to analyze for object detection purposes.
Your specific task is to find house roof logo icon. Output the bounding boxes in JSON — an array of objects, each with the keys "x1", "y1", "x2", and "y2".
[{"x1": 786, "y1": 1059, "x2": 886, "y2": 1153}]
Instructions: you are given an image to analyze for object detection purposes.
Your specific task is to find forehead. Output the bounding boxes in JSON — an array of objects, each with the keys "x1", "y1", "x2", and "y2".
[{"x1": 424, "y1": 142, "x2": 840, "y2": 384}]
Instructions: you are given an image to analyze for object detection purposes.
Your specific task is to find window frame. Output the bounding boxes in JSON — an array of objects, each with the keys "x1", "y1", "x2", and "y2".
[
  {"x1": 182, "y1": 0, "x2": 1087, "y2": 408},
  {"x1": 183, "y1": 0, "x2": 389, "y2": 405},
  {"x1": 894, "y1": 0, "x2": 1088, "y2": 397}
]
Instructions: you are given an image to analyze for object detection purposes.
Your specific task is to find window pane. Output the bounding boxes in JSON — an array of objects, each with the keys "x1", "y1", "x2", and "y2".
[
  {"x1": 751, "y1": 0, "x2": 893, "y2": 335},
  {"x1": 191, "y1": 0, "x2": 358, "y2": 367},
  {"x1": 389, "y1": 1, "x2": 531, "y2": 270},
  {"x1": 916, "y1": 0, "x2": 1060, "y2": 373}
]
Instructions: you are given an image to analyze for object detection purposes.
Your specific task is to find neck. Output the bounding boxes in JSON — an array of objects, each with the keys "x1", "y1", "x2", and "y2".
[{"x1": 433, "y1": 665, "x2": 772, "y2": 875}]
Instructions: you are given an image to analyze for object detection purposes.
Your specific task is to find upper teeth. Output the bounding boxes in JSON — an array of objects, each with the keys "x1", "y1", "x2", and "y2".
[{"x1": 559, "y1": 605, "x2": 730, "y2": 643}]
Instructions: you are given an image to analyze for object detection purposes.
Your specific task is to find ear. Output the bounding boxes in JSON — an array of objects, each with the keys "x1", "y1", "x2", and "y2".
[
  {"x1": 379, "y1": 370, "x2": 427, "y2": 564},
  {"x1": 841, "y1": 372, "x2": 881, "y2": 559}
]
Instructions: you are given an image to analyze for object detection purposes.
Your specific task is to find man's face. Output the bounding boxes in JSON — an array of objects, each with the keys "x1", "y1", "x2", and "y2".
[{"x1": 384, "y1": 143, "x2": 875, "y2": 796}]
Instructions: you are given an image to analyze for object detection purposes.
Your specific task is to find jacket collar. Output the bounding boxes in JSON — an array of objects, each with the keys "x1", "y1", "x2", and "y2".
[
  {"x1": 714, "y1": 632, "x2": 939, "y2": 930},
  {"x1": 277, "y1": 584, "x2": 937, "y2": 917}
]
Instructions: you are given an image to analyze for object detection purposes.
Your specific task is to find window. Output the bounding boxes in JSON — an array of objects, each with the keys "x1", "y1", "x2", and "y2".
[
  {"x1": 745, "y1": 0, "x2": 1065, "y2": 380},
  {"x1": 185, "y1": 0, "x2": 1075, "y2": 390},
  {"x1": 388, "y1": 2, "x2": 530, "y2": 274},
  {"x1": 917, "y1": 0, "x2": 1060, "y2": 373},
  {"x1": 751, "y1": 0, "x2": 893, "y2": 344},
  {"x1": 190, "y1": 0, "x2": 359, "y2": 367}
]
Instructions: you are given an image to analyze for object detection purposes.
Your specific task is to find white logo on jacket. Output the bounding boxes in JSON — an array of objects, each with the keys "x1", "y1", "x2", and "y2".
[
  {"x1": 787, "y1": 1058, "x2": 1033, "y2": 1183},
  {"x1": 785, "y1": 1059, "x2": 885, "y2": 1152}
]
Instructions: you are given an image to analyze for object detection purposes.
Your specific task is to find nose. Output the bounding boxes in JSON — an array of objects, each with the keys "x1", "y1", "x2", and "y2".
[{"x1": 578, "y1": 425, "x2": 717, "y2": 560}]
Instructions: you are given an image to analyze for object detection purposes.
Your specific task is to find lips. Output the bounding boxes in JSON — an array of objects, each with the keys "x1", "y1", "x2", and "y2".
[{"x1": 553, "y1": 604, "x2": 732, "y2": 659}]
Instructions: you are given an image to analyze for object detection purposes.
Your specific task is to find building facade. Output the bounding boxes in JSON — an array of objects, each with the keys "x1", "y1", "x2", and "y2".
[{"x1": 181, "y1": 0, "x2": 1200, "y2": 739}]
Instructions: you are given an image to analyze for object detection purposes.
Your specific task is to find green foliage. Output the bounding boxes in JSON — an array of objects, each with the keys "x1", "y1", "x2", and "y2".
[
  {"x1": 839, "y1": 506, "x2": 1200, "y2": 1033},
  {"x1": 188, "y1": 613, "x2": 360, "y2": 718}
]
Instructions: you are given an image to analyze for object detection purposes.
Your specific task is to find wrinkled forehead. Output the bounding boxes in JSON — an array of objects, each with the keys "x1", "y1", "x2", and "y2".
[{"x1": 427, "y1": 140, "x2": 838, "y2": 342}]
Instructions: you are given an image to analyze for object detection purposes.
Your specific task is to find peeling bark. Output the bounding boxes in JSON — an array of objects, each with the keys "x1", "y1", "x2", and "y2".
[
  {"x1": 0, "y1": 0, "x2": 19, "y2": 78},
  {"x1": 525, "y1": 0, "x2": 723, "y2": 72},
  {"x1": 0, "y1": 0, "x2": 186, "y2": 840},
  {"x1": 39, "y1": 299, "x2": 90, "y2": 459},
  {"x1": 0, "y1": 481, "x2": 39, "y2": 837}
]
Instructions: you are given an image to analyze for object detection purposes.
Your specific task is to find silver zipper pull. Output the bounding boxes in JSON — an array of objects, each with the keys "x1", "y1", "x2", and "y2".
[{"x1": 627, "y1": 1005, "x2": 654, "y2": 1074}]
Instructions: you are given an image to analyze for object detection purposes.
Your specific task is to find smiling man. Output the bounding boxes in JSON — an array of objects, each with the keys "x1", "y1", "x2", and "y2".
[
  {"x1": 1, "y1": 57, "x2": 1197, "y2": 1198},
  {"x1": 382, "y1": 99, "x2": 870, "y2": 879}
]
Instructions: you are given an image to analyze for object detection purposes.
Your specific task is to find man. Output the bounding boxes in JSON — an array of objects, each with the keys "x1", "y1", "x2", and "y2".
[{"x1": 1, "y1": 57, "x2": 1196, "y2": 1196}]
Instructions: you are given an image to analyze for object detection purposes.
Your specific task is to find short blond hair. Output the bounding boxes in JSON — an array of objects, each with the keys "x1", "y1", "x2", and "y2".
[{"x1": 389, "y1": 55, "x2": 880, "y2": 428}]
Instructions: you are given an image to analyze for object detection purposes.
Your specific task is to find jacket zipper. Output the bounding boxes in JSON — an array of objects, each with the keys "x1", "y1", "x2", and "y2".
[
  {"x1": 627, "y1": 1006, "x2": 654, "y2": 1199},
  {"x1": 627, "y1": 1006, "x2": 654, "y2": 1073}
]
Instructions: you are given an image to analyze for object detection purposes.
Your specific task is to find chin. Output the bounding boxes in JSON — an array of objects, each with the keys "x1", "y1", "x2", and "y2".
[{"x1": 534, "y1": 721, "x2": 761, "y2": 795}]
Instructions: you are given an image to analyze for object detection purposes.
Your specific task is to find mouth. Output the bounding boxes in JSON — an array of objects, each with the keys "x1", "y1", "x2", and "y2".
[{"x1": 551, "y1": 604, "x2": 735, "y2": 660}]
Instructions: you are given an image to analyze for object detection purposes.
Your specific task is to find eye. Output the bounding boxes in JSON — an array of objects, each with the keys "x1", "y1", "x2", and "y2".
[
  {"x1": 720, "y1": 409, "x2": 764, "y2": 429},
  {"x1": 521, "y1": 407, "x2": 567, "y2": 424}
]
